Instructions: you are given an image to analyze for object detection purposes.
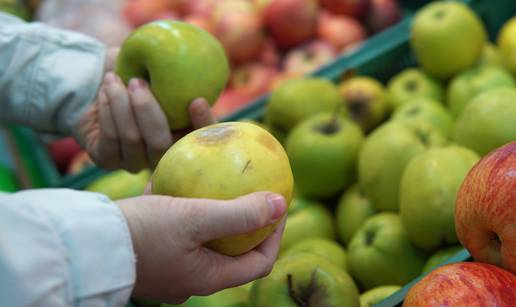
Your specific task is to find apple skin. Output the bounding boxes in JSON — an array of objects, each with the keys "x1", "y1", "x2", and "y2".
[
  {"x1": 399, "y1": 145, "x2": 479, "y2": 251},
  {"x1": 423, "y1": 245, "x2": 464, "y2": 273},
  {"x1": 180, "y1": 0, "x2": 214, "y2": 18},
  {"x1": 403, "y1": 262, "x2": 516, "y2": 307},
  {"x1": 230, "y1": 63, "x2": 279, "y2": 99},
  {"x1": 391, "y1": 98, "x2": 454, "y2": 139},
  {"x1": 317, "y1": 11, "x2": 366, "y2": 52},
  {"x1": 169, "y1": 285, "x2": 249, "y2": 307},
  {"x1": 47, "y1": 137, "x2": 83, "y2": 173},
  {"x1": 454, "y1": 87, "x2": 516, "y2": 156},
  {"x1": 446, "y1": 65, "x2": 515, "y2": 117},
  {"x1": 411, "y1": 1, "x2": 487, "y2": 79},
  {"x1": 263, "y1": 0, "x2": 319, "y2": 49},
  {"x1": 122, "y1": 0, "x2": 172, "y2": 27},
  {"x1": 86, "y1": 169, "x2": 151, "y2": 201},
  {"x1": 265, "y1": 78, "x2": 343, "y2": 132},
  {"x1": 116, "y1": 20, "x2": 230, "y2": 130},
  {"x1": 359, "y1": 285, "x2": 401, "y2": 307},
  {"x1": 348, "y1": 213, "x2": 427, "y2": 290},
  {"x1": 280, "y1": 196, "x2": 336, "y2": 252},
  {"x1": 152, "y1": 122, "x2": 294, "y2": 256},
  {"x1": 366, "y1": 0, "x2": 401, "y2": 34},
  {"x1": 281, "y1": 238, "x2": 348, "y2": 271},
  {"x1": 336, "y1": 184, "x2": 375, "y2": 245},
  {"x1": 339, "y1": 77, "x2": 389, "y2": 133},
  {"x1": 284, "y1": 40, "x2": 337, "y2": 76},
  {"x1": 358, "y1": 121, "x2": 447, "y2": 212},
  {"x1": 318, "y1": 0, "x2": 369, "y2": 18},
  {"x1": 386, "y1": 68, "x2": 444, "y2": 110},
  {"x1": 183, "y1": 15, "x2": 214, "y2": 34},
  {"x1": 286, "y1": 113, "x2": 364, "y2": 199},
  {"x1": 249, "y1": 253, "x2": 360, "y2": 307},
  {"x1": 498, "y1": 16, "x2": 516, "y2": 74},
  {"x1": 455, "y1": 142, "x2": 516, "y2": 274},
  {"x1": 479, "y1": 43, "x2": 503, "y2": 67}
]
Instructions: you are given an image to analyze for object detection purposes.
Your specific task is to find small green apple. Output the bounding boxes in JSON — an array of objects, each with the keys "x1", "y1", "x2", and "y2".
[
  {"x1": 478, "y1": 43, "x2": 503, "y2": 67},
  {"x1": 281, "y1": 196, "x2": 336, "y2": 252},
  {"x1": 168, "y1": 285, "x2": 249, "y2": 307},
  {"x1": 347, "y1": 213, "x2": 427, "y2": 290},
  {"x1": 336, "y1": 185, "x2": 375, "y2": 245},
  {"x1": 359, "y1": 285, "x2": 402, "y2": 307},
  {"x1": 265, "y1": 78, "x2": 343, "y2": 133},
  {"x1": 281, "y1": 238, "x2": 348, "y2": 271},
  {"x1": 249, "y1": 253, "x2": 360, "y2": 307},
  {"x1": 86, "y1": 169, "x2": 150, "y2": 200},
  {"x1": 400, "y1": 145, "x2": 479, "y2": 251},
  {"x1": 411, "y1": 1, "x2": 486, "y2": 79},
  {"x1": 497, "y1": 16, "x2": 516, "y2": 74},
  {"x1": 423, "y1": 245, "x2": 464, "y2": 273},
  {"x1": 116, "y1": 20, "x2": 230, "y2": 130},
  {"x1": 386, "y1": 68, "x2": 444, "y2": 110},
  {"x1": 391, "y1": 98, "x2": 454, "y2": 139},
  {"x1": 286, "y1": 113, "x2": 364, "y2": 199},
  {"x1": 358, "y1": 121, "x2": 447, "y2": 212},
  {"x1": 446, "y1": 65, "x2": 515, "y2": 117},
  {"x1": 339, "y1": 77, "x2": 388, "y2": 132},
  {"x1": 454, "y1": 87, "x2": 516, "y2": 156}
]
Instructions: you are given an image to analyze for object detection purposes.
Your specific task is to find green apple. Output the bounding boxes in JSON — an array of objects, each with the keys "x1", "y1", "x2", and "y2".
[
  {"x1": 358, "y1": 121, "x2": 447, "y2": 212},
  {"x1": 116, "y1": 20, "x2": 229, "y2": 130},
  {"x1": 281, "y1": 238, "x2": 348, "y2": 271},
  {"x1": 498, "y1": 16, "x2": 516, "y2": 74},
  {"x1": 446, "y1": 65, "x2": 515, "y2": 117},
  {"x1": 281, "y1": 197, "x2": 336, "y2": 252},
  {"x1": 249, "y1": 253, "x2": 360, "y2": 307},
  {"x1": 265, "y1": 78, "x2": 343, "y2": 133},
  {"x1": 86, "y1": 169, "x2": 150, "y2": 200},
  {"x1": 478, "y1": 43, "x2": 503, "y2": 67},
  {"x1": 359, "y1": 285, "x2": 401, "y2": 307},
  {"x1": 336, "y1": 185, "x2": 375, "y2": 245},
  {"x1": 386, "y1": 68, "x2": 444, "y2": 110},
  {"x1": 339, "y1": 77, "x2": 388, "y2": 132},
  {"x1": 347, "y1": 213, "x2": 427, "y2": 290},
  {"x1": 411, "y1": 1, "x2": 486, "y2": 79},
  {"x1": 168, "y1": 286, "x2": 249, "y2": 307},
  {"x1": 391, "y1": 98, "x2": 454, "y2": 139},
  {"x1": 400, "y1": 146, "x2": 479, "y2": 250},
  {"x1": 454, "y1": 87, "x2": 516, "y2": 156},
  {"x1": 423, "y1": 245, "x2": 464, "y2": 273},
  {"x1": 286, "y1": 113, "x2": 364, "y2": 199}
]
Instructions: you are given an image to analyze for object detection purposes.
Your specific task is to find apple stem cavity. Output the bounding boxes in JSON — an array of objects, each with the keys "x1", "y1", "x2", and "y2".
[
  {"x1": 405, "y1": 79, "x2": 419, "y2": 92},
  {"x1": 287, "y1": 270, "x2": 329, "y2": 307},
  {"x1": 490, "y1": 232, "x2": 502, "y2": 252},
  {"x1": 318, "y1": 102, "x2": 344, "y2": 135},
  {"x1": 365, "y1": 230, "x2": 375, "y2": 246},
  {"x1": 287, "y1": 274, "x2": 307, "y2": 307}
]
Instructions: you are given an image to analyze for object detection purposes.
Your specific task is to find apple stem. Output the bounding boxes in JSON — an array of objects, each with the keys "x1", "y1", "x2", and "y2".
[
  {"x1": 287, "y1": 274, "x2": 307, "y2": 307},
  {"x1": 322, "y1": 102, "x2": 344, "y2": 134}
]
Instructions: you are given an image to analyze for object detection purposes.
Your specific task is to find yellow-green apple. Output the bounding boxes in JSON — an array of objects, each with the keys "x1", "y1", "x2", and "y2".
[
  {"x1": 366, "y1": 0, "x2": 401, "y2": 34},
  {"x1": 263, "y1": 0, "x2": 318, "y2": 49},
  {"x1": 336, "y1": 184, "x2": 375, "y2": 245},
  {"x1": 446, "y1": 65, "x2": 515, "y2": 117},
  {"x1": 411, "y1": 1, "x2": 486, "y2": 79},
  {"x1": 284, "y1": 40, "x2": 337, "y2": 76},
  {"x1": 318, "y1": 0, "x2": 369, "y2": 18},
  {"x1": 86, "y1": 169, "x2": 151, "y2": 201},
  {"x1": 358, "y1": 121, "x2": 447, "y2": 212},
  {"x1": 249, "y1": 253, "x2": 360, "y2": 307},
  {"x1": 454, "y1": 88, "x2": 516, "y2": 156},
  {"x1": 169, "y1": 285, "x2": 249, "y2": 307},
  {"x1": 347, "y1": 213, "x2": 427, "y2": 290},
  {"x1": 455, "y1": 141, "x2": 516, "y2": 274},
  {"x1": 212, "y1": 89, "x2": 251, "y2": 119},
  {"x1": 339, "y1": 76, "x2": 388, "y2": 132},
  {"x1": 286, "y1": 113, "x2": 364, "y2": 199},
  {"x1": 67, "y1": 151, "x2": 94, "y2": 175},
  {"x1": 403, "y1": 262, "x2": 516, "y2": 307},
  {"x1": 497, "y1": 16, "x2": 516, "y2": 74},
  {"x1": 359, "y1": 285, "x2": 401, "y2": 307},
  {"x1": 281, "y1": 238, "x2": 348, "y2": 271},
  {"x1": 386, "y1": 68, "x2": 444, "y2": 110},
  {"x1": 116, "y1": 20, "x2": 229, "y2": 130},
  {"x1": 230, "y1": 63, "x2": 279, "y2": 99},
  {"x1": 280, "y1": 196, "x2": 336, "y2": 252},
  {"x1": 152, "y1": 122, "x2": 294, "y2": 256},
  {"x1": 422, "y1": 245, "x2": 464, "y2": 273},
  {"x1": 317, "y1": 11, "x2": 366, "y2": 51},
  {"x1": 265, "y1": 78, "x2": 343, "y2": 132},
  {"x1": 47, "y1": 137, "x2": 83, "y2": 173},
  {"x1": 478, "y1": 43, "x2": 503, "y2": 67},
  {"x1": 399, "y1": 146, "x2": 479, "y2": 250},
  {"x1": 391, "y1": 98, "x2": 454, "y2": 139}
]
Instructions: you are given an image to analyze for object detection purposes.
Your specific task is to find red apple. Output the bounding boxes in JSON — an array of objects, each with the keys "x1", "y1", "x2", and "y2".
[
  {"x1": 259, "y1": 39, "x2": 281, "y2": 68},
  {"x1": 317, "y1": 11, "x2": 367, "y2": 51},
  {"x1": 231, "y1": 63, "x2": 279, "y2": 98},
  {"x1": 366, "y1": 0, "x2": 401, "y2": 33},
  {"x1": 151, "y1": 10, "x2": 180, "y2": 21},
  {"x1": 263, "y1": 0, "x2": 319, "y2": 49},
  {"x1": 123, "y1": 0, "x2": 180, "y2": 27},
  {"x1": 253, "y1": 0, "x2": 273, "y2": 13},
  {"x1": 47, "y1": 137, "x2": 83, "y2": 173},
  {"x1": 318, "y1": 0, "x2": 370, "y2": 18},
  {"x1": 67, "y1": 151, "x2": 95, "y2": 175},
  {"x1": 180, "y1": 0, "x2": 214, "y2": 18},
  {"x1": 211, "y1": 0, "x2": 265, "y2": 64},
  {"x1": 183, "y1": 15, "x2": 213, "y2": 33},
  {"x1": 284, "y1": 40, "x2": 337, "y2": 76},
  {"x1": 403, "y1": 262, "x2": 516, "y2": 306},
  {"x1": 455, "y1": 142, "x2": 516, "y2": 274},
  {"x1": 212, "y1": 89, "x2": 252, "y2": 119}
]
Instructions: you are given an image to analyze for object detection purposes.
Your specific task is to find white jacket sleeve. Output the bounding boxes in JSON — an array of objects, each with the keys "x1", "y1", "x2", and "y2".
[
  {"x1": 0, "y1": 12, "x2": 105, "y2": 137},
  {"x1": 0, "y1": 189, "x2": 136, "y2": 307}
]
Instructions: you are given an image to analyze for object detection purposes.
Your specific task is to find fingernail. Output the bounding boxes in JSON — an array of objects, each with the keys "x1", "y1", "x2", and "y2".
[
  {"x1": 129, "y1": 78, "x2": 142, "y2": 92},
  {"x1": 104, "y1": 72, "x2": 117, "y2": 84},
  {"x1": 266, "y1": 194, "x2": 287, "y2": 223}
]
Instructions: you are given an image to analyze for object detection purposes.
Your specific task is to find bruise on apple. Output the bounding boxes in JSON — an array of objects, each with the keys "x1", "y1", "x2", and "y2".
[
  {"x1": 195, "y1": 123, "x2": 237, "y2": 145},
  {"x1": 287, "y1": 270, "x2": 334, "y2": 307}
]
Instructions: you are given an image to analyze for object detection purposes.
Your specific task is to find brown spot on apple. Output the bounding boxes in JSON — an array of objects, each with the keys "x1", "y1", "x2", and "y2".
[
  {"x1": 258, "y1": 132, "x2": 279, "y2": 152},
  {"x1": 196, "y1": 123, "x2": 236, "y2": 145}
]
